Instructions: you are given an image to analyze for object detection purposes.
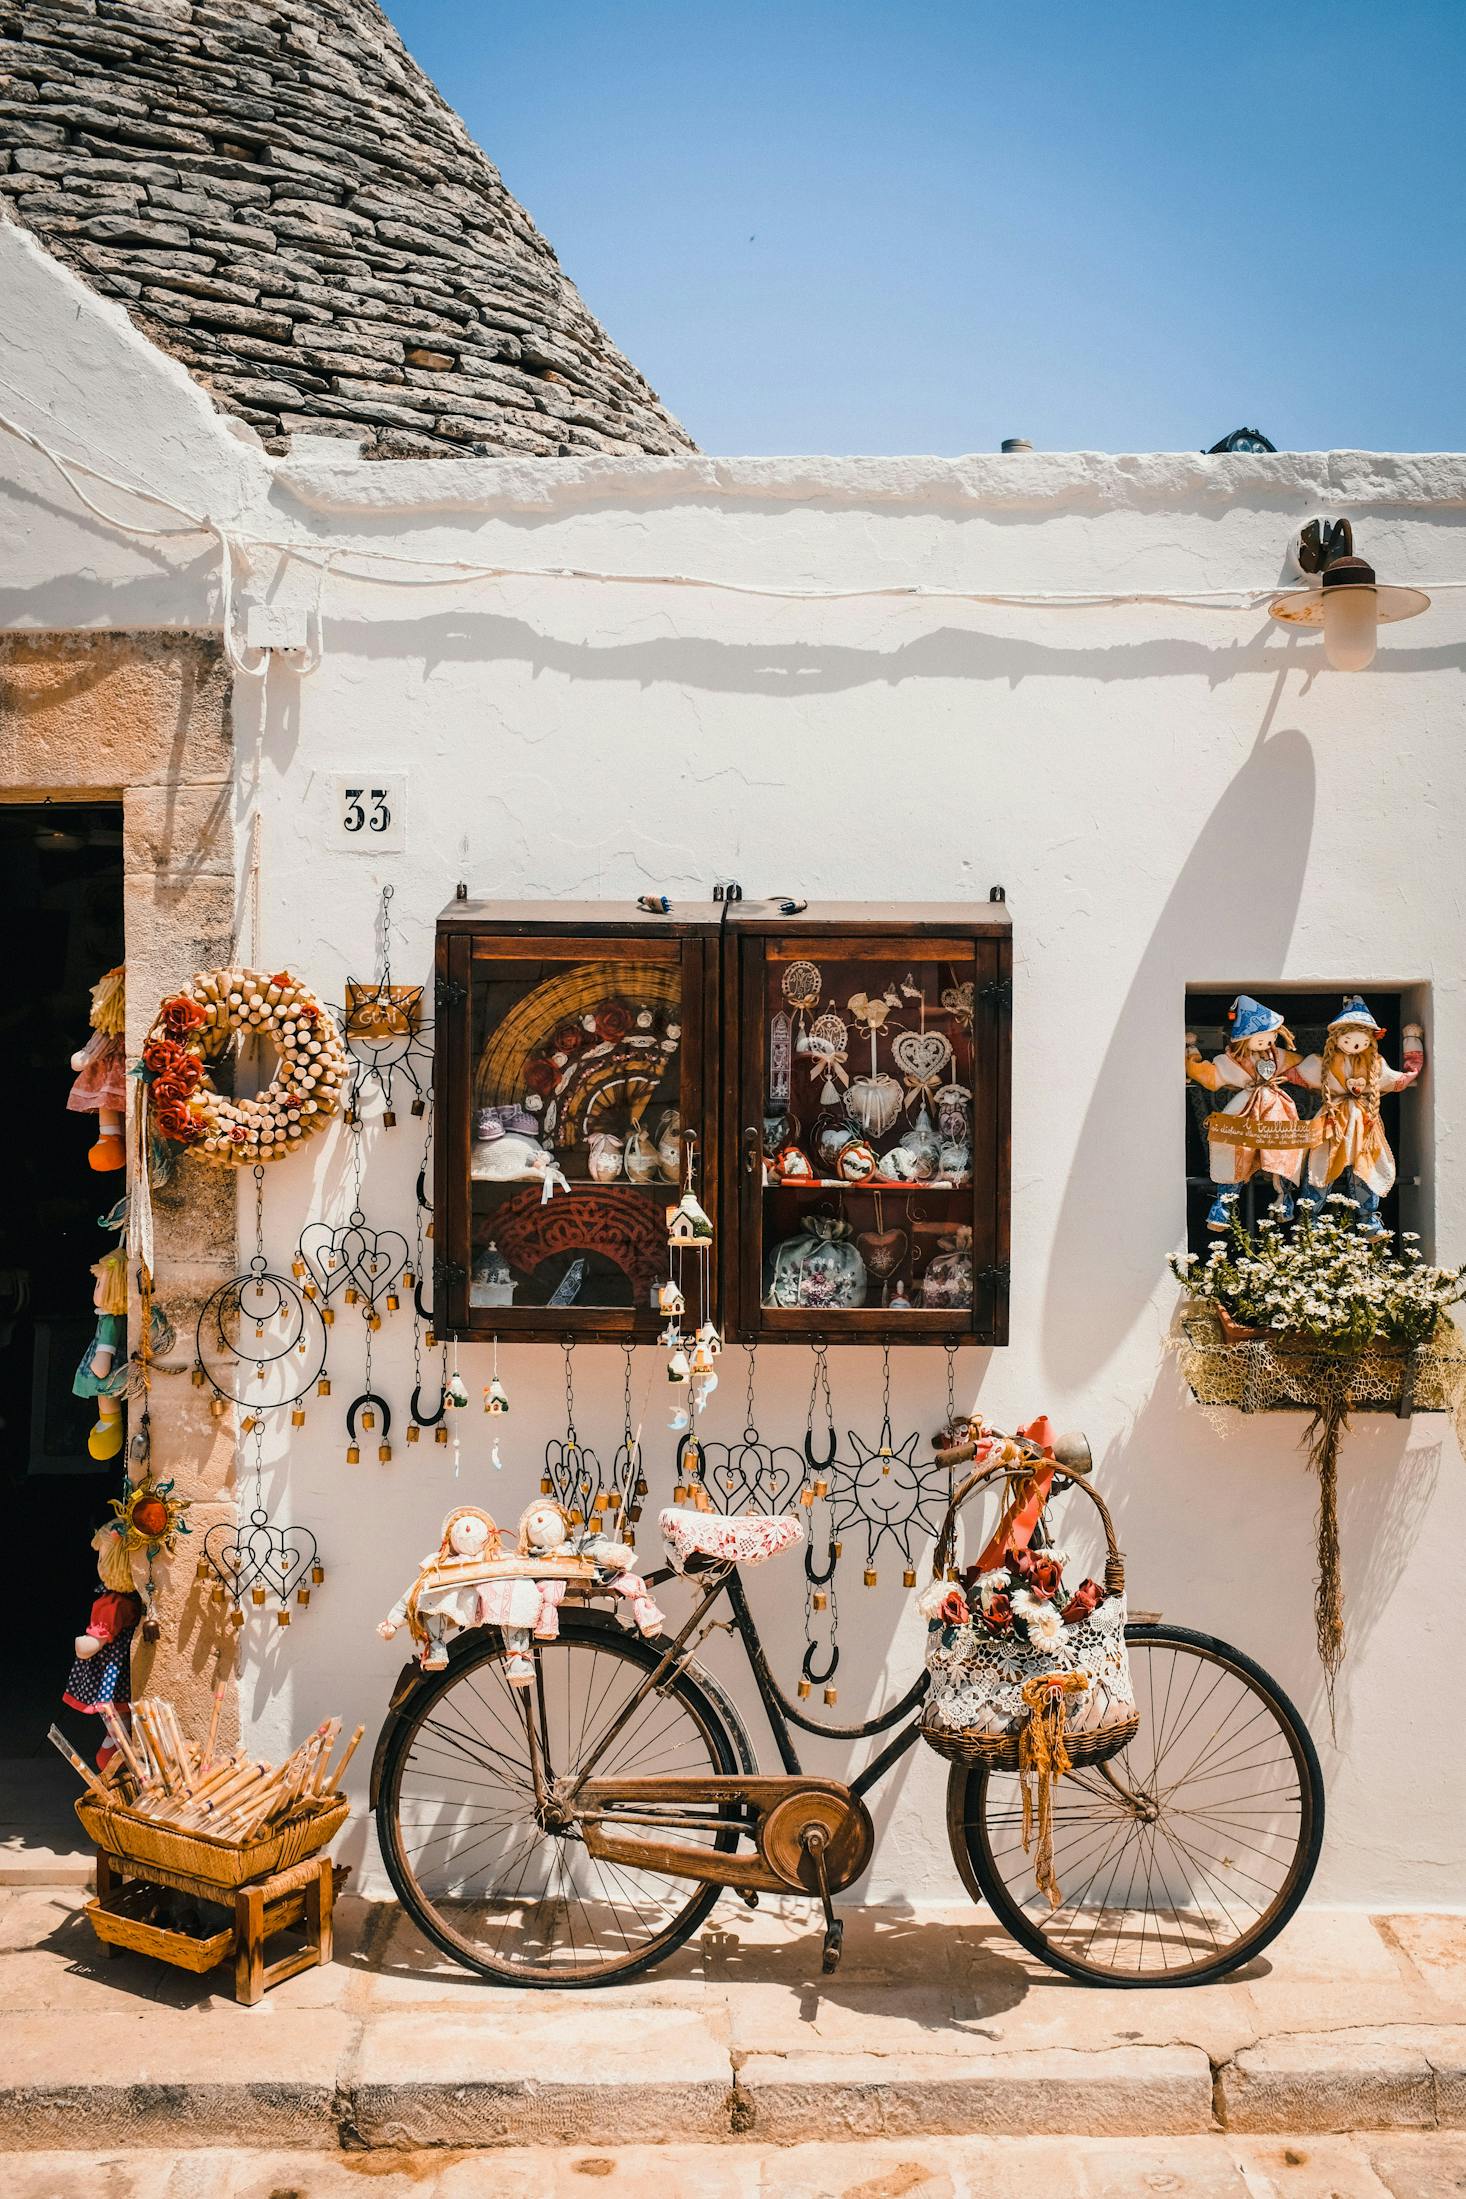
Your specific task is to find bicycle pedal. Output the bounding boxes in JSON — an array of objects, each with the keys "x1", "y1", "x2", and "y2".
[{"x1": 821, "y1": 1918, "x2": 844, "y2": 1974}]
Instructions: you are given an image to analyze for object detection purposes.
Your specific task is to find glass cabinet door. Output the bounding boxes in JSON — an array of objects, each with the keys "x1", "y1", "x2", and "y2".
[
  {"x1": 733, "y1": 926, "x2": 1010, "y2": 1343},
  {"x1": 436, "y1": 927, "x2": 713, "y2": 1340}
]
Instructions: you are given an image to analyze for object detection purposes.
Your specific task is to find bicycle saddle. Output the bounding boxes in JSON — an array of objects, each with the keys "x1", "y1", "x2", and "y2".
[{"x1": 659, "y1": 1507, "x2": 805, "y2": 1570}]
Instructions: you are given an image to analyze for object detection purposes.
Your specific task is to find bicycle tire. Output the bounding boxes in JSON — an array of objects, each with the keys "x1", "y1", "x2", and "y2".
[
  {"x1": 376, "y1": 1615, "x2": 752, "y2": 1988},
  {"x1": 948, "y1": 1623, "x2": 1325, "y2": 1987}
]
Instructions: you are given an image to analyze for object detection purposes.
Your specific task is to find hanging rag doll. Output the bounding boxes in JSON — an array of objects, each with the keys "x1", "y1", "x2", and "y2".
[
  {"x1": 68, "y1": 964, "x2": 127, "y2": 1172},
  {"x1": 1289, "y1": 998, "x2": 1424, "y2": 1237},
  {"x1": 63, "y1": 1578, "x2": 143, "y2": 1771},
  {"x1": 378, "y1": 1505, "x2": 503, "y2": 1672},
  {"x1": 73, "y1": 1245, "x2": 129, "y2": 1461},
  {"x1": 1185, "y1": 995, "x2": 1310, "y2": 1228}
]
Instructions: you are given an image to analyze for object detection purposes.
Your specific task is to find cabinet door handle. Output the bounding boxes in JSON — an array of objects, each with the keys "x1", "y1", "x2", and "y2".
[{"x1": 743, "y1": 1125, "x2": 762, "y2": 1177}]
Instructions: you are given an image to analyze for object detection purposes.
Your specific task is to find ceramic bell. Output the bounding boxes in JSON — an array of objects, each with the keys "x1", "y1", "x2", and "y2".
[
  {"x1": 624, "y1": 1125, "x2": 661, "y2": 1184},
  {"x1": 667, "y1": 1346, "x2": 691, "y2": 1383},
  {"x1": 655, "y1": 1109, "x2": 683, "y2": 1182},
  {"x1": 587, "y1": 1132, "x2": 624, "y2": 1184},
  {"x1": 658, "y1": 1279, "x2": 686, "y2": 1317}
]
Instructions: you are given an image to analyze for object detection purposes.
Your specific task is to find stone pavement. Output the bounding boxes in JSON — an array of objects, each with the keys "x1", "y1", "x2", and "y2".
[{"x1": 2, "y1": 1891, "x2": 1465, "y2": 2155}]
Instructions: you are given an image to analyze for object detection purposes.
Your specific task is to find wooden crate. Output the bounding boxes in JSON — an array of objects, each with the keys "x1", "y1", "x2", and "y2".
[{"x1": 87, "y1": 1847, "x2": 346, "y2": 2004}]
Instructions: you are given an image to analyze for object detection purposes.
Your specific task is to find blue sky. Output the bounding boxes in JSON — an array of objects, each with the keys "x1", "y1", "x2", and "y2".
[{"x1": 381, "y1": 1, "x2": 1466, "y2": 456}]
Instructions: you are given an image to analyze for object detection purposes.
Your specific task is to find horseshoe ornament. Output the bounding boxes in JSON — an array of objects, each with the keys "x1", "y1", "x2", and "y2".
[
  {"x1": 346, "y1": 1392, "x2": 393, "y2": 1443},
  {"x1": 409, "y1": 1382, "x2": 446, "y2": 1427},
  {"x1": 801, "y1": 1636, "x2": 840, "y2": 1688}
]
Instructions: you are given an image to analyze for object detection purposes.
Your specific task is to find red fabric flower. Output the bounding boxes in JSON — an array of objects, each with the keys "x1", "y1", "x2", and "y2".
[
  {"x1": 937, "y1": 1587, "x2": 970, "y2": 1627},
  {"x1": 523, "y1": 1056, "x2": 559, "y2": 1097},
  {"x1": 554, "y1": 1021, "x2": 585, "y2": 1055},
  {"x1": 142, "y1": 1038, "x2": 181, "y2": 1077},
  {"x1": 1030, "y1": 1554, "x2": 1064, "y2": 1601},
  {"x1": 593, "y1": 1002, "x2": 630, "y2": 1044},
  {"x1": 983, "y1": 1592, "x2": 1014, "y2": 1629},
  {"x1": 1061, "y1": 1580, "x2": 1104, "y2": 1624},
  {"x1": 154, "y1": 1100, "x2": 201, "y2": 1143},
  {"x1": 159, "y1": 995, "x2": 207, "y2": 1038}
]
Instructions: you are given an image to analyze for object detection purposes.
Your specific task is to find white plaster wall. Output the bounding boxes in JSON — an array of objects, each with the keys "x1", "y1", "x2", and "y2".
[{"x1": 4, "y1": 227, "x2": 1466, "y2": 1906}]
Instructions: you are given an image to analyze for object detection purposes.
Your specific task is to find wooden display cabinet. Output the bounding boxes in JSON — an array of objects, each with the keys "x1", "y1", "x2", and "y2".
[
  {"x1": 724, "y1": 902, "x2": 1011, "y2": 1345},
  {"x1": 434, "y1": 901, "x2": 721, "y2": 1342}
]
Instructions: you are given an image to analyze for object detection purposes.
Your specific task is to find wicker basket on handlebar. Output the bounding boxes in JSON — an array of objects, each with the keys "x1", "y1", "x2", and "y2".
[{"x1": 918, "y1": 1456, "x2": 1139, "y2": 1771}]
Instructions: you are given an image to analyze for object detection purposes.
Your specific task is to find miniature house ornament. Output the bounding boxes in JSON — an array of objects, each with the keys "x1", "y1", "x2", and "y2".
[
  {"x1": 1292, "y1": 997, "x2": 1424, "y2": 1236},
  {"x1": 1186, "y1": 995, "x2": 1311, "y2": 1229}
]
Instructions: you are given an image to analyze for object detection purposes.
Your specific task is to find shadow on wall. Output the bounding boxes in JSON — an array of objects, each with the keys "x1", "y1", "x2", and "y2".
[{"x1": 1040, "y1": 685, "x2": 1317, "y2": 1391}]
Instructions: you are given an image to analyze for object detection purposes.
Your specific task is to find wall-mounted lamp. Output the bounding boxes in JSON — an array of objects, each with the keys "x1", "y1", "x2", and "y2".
[{"x1": 1268, "y1": 519, "x2": 1430, "y2": 671}]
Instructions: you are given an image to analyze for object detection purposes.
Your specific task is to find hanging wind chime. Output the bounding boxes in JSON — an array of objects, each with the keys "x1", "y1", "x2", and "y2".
[
  {"x1": 799, "y1": 1346, "x2": 840, "y2": 1703},
  {"x1": 677, "y1": 1345, "x2": 803, "y2": 1516},
  {"x1": 337, "y1": 883, "x2": 433, "y2": 1127},
  {"x1": 660, "y1": 1130, "x2": 720, "y2": 1433},
  {"x1": 194, "y1": 1166, "x2": 327, "y2": 1628},
  {"x1": 542, "y1": 1342, "x2": 648, "y2": 1533},
  {"x1": 296, "y1": 1086, "x2": 408, "y2": 1464},
  {"x1": 827, "y1": 1345, "x2": 958, "y2": 1589}
]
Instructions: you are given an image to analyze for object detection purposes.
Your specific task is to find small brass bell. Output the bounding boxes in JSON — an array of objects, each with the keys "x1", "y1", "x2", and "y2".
[
  {"x1": 191, "y1": 1364, "x2": 205, "y2": 1389},
  {"x1": 798, "y1": 1678, "x2": 811, "y2": 1699},
  {"x1": 210, "y1": 1584, "x2": 225, "y2": 1607},
  {"x1": 903, "y1": 1567, "x2": 917, "y2": 1589},
  {"x1": 383, "y1": 1109, "x2": 397, "y2": 1129},
  {"x1": 425, "y1": 1327, "x2": 436, "y2": 1347},
  {"x1": 411, "y1": 1097, "x2": 426, "y2": 1117},
  {"x1": 142, "y1": 1616, "x2": 161, "y2": 1643},
  {"x1": 241, "y1": 1414, "x2": 257, "y2": 1434},
  {"x1": 378, "y1": 1442, "x2": 392, "y2": 1463},
  {"x1": 812, "y1": 1590, "x2": 827, "y2": 1612},
  {"x1": 322, "y1": 1307, "x2": 335, "y2": 1327},
  {"x1": 673, "y1": 1484, "x2": 687, "y2": 1504},
  {"x1": 209, "y1": 1396, "x2": 226, "y2": 1419},
  {"x1": 864, "y1": 1568, "x2": 877, "y2": 1588},
  {"x1": 425, "y1": 1220, "x2": 434, "y2": 1240},
  {"x1": 403, "y1": 1268, "x2": 415, "y2": 1288},
  {"x1": 297, "y1": 1586, "x2": 311, "y2": 1607},
  {"x1": 814, "y1": 1477, "x2": 829, "y2": 1499},
  {"x1": 311, "y1": 1563, "x2": 325, "y2": 1585},
  {"x1": 799, "y1": 1487, "x2": 814, "y2": 1509},
  {"x1": 251, "y1": 1585, "x2": 267, "y2": 1607},
  {"x1": 291, "y1": 1259, "x2": 305, "y2": 1280},
  {"x1": 302, "y1": 1281, "x2": 318, "y2": 1300},
  {"x1": 635, "y1": 1475, "x2": 648, "y2": 1499},
  {"x1": 230, "y1": 1607, "x2": 245, "y2": 1631},
  {"x1": 406, "y1": 1423, "x2": 421, "y2": 1445},
  {"x1": 291, "y1": 1408, "x2": 306, "y2": 1428},
  {"x1": 344, "y1": 1287, "x2": 360, "y2": 1307},
  {"x1": 361, "y1": 1408, "x2": 376, "y2": 1430},
  {"x1": 346, "y1": 1443, "x2": 360, "y2": 1464},
  {"x1": 318, "y1": 1377, "x2": 332, "y2": 1398},
  {"x1": 195, "y1": 1556, "x2": 210, "y2": 1583},
  {"x1": 368, "y1": 1311, "x2": 381, "y2": 1332},
  {"x1": 434, "y1": 1425, "x2": 448, "y2": 1445},
  {"x1": 834, "y1": 1539, "x2": 843, "y2": 1559},
  {"x1": 385, "y1": 1292, "x2": 400, "y2": 1313},
  {"x1": 569, "y1": 1508, "x2": 584, "y2": 1528},
  {"x1": 823, "y1": 1684, "x2": 838, "y2": 1706},
  {"x1": 540, "y1": 1475, "x2": 552, "y2": 1495},
  {"x1": 277, "y1": 1606, "x2": 291, "y2": 1626}
]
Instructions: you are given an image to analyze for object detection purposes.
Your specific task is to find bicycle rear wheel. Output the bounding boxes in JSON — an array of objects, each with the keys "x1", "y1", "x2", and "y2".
[
  {"x1": 948, "y1": 1624, "x2": 1324, "y2": 1986},
  {"x1": 376, "y1": 1617, "x2": 749, "y2": 1986}
]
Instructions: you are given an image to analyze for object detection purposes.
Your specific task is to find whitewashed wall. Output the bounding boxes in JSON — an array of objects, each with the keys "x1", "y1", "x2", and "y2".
[{"x1": 4, "y1": 226, "x2": 1465, "y2": 1905}]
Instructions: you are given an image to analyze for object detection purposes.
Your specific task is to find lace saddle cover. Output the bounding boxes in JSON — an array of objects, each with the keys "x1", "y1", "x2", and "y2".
[{"x1": 924, "y1": 1596, "x2": 1134, "y2": 1735}]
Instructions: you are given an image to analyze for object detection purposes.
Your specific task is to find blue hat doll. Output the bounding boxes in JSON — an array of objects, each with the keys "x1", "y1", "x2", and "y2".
[{"x1": 1227, "y1": 994, "x2": 1287, "y2": 1043}]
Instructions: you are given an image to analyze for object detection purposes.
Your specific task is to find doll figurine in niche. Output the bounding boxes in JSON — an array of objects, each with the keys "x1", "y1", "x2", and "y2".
[
  {"x1": 1290, "y1": 998, "x2": 1424, "y2": 1238},
  {"x1": 74, "y1": 1246, "x2": 129, "y2": 1461},
  {"x1": 63, "y1": 1580, "x2": 144, "y2": 1769},
  {"x1": 1185, "y1": 995, "x2": 1311, "y2": 1230},
  {"x1": 68, "y1": 964, "x2": 127, "y2": 1172},
  {"x1": 379, "y1": 1506, "x2": 503, "y2": 1672}
]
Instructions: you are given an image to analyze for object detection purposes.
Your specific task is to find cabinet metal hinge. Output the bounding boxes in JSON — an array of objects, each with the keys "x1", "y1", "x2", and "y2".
[
  {"x1": 979, "y1": 978, "x2": 1012, "y2": 1010},
  {"x1": 977, "y1": 1263, "x2": 1011, "y2": 1292},
  {"x1": 432, "y1": 1257, "x2": 467, "y2": 1292},
  {"x1": 434, "y1": 975, "x2": 468, "y2": 1010}
]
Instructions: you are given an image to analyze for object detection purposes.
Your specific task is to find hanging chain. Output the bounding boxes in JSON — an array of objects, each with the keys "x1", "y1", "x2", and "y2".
[
  {"x1": 562, "y1": 1338, "x2": 578, "y2": 1446},
  {"x1": 622, "y1": 1343, "x2": 635, "y2": 1447},
  {"x1": 252, "y1": 1163, "x2": 265, "y2": 1265},
  {"x1": 744, "y1": 1342, "x2": 758, "y2": 1441},
  {"x1": 380, "y1": 881, "x2": 394, "y2": 989}
]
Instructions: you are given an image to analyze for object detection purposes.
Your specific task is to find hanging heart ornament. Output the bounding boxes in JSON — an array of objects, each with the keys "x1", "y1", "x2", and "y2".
[
  {"x1": 782, "y1": 961, "x2": 822, "y2": 1013},
  {"x1": 298, "y1": 1218, "x2": 409, "y2": 1309},
  {"x1": 844, "y1": 1075, "x2": 903, "y2": 1137},
  {"x1": 204, "y1": 1506, "x2": 318, "y2": 1605},
  {"x1": 856, "y1": 1226, "x2": 908, "y2": 1280},
  {"x1": 891, "y1": 1027, "x2": 952, "y2": 1097}
]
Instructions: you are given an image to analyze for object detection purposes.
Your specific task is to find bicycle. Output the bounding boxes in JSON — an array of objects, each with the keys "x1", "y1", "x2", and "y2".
[{"x1": 371, "y1": 1425, "x2": 1324, "y2": 1990}]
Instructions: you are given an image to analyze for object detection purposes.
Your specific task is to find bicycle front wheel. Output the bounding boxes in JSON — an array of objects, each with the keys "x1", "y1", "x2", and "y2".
[
  {"x1": 377, "y1": 1618, "x2": 748, "y2": 1987},
  {"x1": 948, "y1": 1624, "x2": 1324, "y2": 1986}
]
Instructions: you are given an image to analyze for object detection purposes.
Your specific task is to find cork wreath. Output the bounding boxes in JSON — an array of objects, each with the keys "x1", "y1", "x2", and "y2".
[{"x1": 143, "y1": 969, "x2": 350, "y2": 1166}]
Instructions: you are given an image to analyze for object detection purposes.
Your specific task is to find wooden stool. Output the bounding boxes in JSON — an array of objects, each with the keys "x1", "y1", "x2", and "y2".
[{"x1": 90, "y1": 1846, "x2": 343, "y2": 2005}]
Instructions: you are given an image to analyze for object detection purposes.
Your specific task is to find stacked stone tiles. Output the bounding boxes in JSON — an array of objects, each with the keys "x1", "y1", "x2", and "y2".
[{"x1": 0, "y1": 0, "x2": 695, "y2": 456}]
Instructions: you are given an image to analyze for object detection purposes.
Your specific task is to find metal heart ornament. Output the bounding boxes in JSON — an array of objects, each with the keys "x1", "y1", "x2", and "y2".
[
  {"x1": 298, "y1": 1219, "x2": 409, "y2": 1309},
  {"x1": 204, "y1": 1505, "x2": 318, "y2": 1605},
  {"x1": 891, "y1": 1028, "x2": 952, "y2": 1096}
]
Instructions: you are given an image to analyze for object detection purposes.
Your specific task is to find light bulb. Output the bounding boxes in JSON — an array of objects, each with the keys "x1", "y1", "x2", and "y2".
[{"x1": 1321, "y1": 581, "x2": 1378, "y2": 672}]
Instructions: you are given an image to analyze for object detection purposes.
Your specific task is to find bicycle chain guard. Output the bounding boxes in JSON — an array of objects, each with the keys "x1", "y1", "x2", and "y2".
[{"x1": 578, "y1": 1773, "x2": 874, "y2": 1898}]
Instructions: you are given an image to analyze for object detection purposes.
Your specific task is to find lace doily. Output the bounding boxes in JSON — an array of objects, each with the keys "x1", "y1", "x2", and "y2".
[{"x1": 924, "y1": 1596, "x2": 1133, "y2": 1735}]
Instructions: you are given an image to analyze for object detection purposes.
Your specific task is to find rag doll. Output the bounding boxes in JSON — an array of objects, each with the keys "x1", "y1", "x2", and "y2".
[
  {"x1": 73, "y1": 1246, "x2": 129, "y2": 1461},
  {"x1": 575, "y1": 1524, "x2": 666, "y2": 1640},
  {"x1": 1290, "y1": 998, "x2": 1424, "y2": 1237},
  {"x1": 68, "y1": 964, "x2": 127, "y2": 1172},
  {"x1": 379, "y1": 1505, "x2": 502, "y2": 1672},
  {"x1": 1185, "y1": 994, "x2": 1310, "y2": 1228},
  {"x1": 63, "y1": 1582, "x2": 144, "y2": 1769}
]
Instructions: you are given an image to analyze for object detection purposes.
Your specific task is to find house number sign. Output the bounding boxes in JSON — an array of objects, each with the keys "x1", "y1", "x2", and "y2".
[{"x1": 331, "y1": 772, "x2": 406, "y2": 853}]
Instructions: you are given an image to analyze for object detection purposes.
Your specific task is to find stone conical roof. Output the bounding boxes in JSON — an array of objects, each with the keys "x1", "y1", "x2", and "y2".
[{"x1": 0, "y1": 0, "x2": 695, "y2": 457}]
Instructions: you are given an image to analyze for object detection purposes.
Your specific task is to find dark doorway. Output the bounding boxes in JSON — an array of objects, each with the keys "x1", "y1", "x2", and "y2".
[{"x1": 0, "y1": 801, "x2": 124, "y2": 1865}]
